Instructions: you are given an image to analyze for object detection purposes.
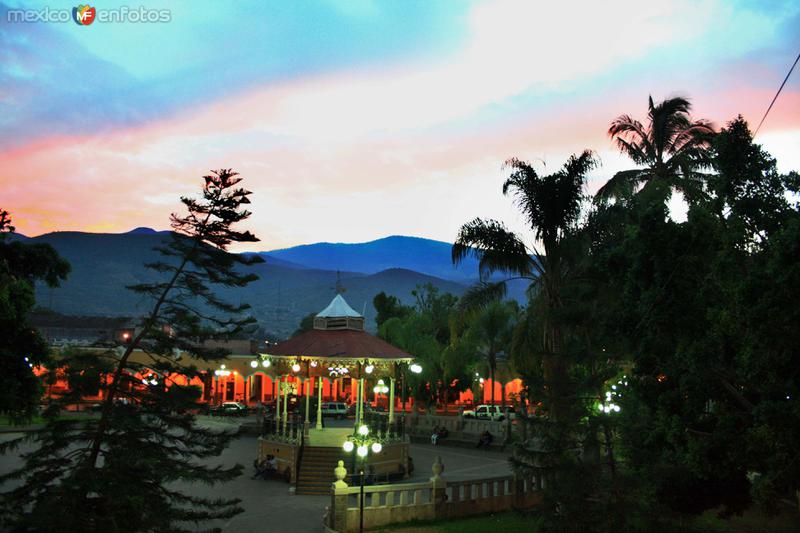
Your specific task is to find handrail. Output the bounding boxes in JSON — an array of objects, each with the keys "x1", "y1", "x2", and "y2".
[
  {"x1": 295, "y1": 415, "x2": 306, "y2": 482},
  {"x1": 337, "y1": 481, "x2": 432, "y2": 495},
  {"x1": 448, "y1": 475, "x2": 513, "y2": 485}
]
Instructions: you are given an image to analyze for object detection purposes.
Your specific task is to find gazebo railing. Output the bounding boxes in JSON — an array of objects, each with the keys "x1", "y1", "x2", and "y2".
[{"x1": 262, "y1": 412, "x2": 304, "y2": 444}]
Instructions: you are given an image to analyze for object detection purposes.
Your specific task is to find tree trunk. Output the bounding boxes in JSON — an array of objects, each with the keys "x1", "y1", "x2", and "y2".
[{"x1": 490, "y1": 362, "x2": 495, "y2": 406}]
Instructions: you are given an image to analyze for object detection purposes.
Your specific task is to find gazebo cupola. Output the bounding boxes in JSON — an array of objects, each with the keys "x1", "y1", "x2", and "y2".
[{"x1": 313, "y1": 294, "x2": 365, "y2": 331}]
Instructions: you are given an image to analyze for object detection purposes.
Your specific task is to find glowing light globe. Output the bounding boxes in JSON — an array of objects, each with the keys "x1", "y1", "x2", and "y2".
[
  {"x1": 262, "y1": 360, "x2": 271, "y2": 368},
  {"x1": 371, "y1": 442, "x2": 382, "y2": 454},
  {"x1": 365, "y1": 364, "x2": 374, "y2": 374},
  {"x1": 343, "y1": 440, "x2": 354, "y2": 453},
  {"x1": 358, "y1": 425, "x2": 369, "y2": 436},
  {"x1": 409, "y1": 364, "x2": 422, "y2": 374},
  {"x1": 357, "y1": 445, "x2": 368, "y2": 457},
  {"x1": 250, "y1": 360, "x2": 258, "y2": 368},
  {"x1": 292, "y1": 363, "x2": 301, "y2": 373}
]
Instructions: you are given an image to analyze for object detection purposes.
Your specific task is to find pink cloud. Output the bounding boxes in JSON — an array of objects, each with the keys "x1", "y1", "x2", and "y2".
[{"x1": 2, "y1": 51, "x2": 798, "y2": 249}]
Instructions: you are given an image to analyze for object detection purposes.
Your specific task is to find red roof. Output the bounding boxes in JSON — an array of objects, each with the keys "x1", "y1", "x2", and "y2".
[{"x1": 268, "y1": 329, "x2": 412, "y2": 361}]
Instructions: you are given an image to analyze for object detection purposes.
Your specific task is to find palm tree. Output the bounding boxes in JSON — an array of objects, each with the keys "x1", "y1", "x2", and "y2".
[
  {"x1": 472, "y1": 300, "x2": 517, "y2": 406},
  {"x1": 452, "y1": 150, "x2": 598, "y2": 419},
  {"x1": 596, "y1": 95, "x2": 715, "y2": 202}
]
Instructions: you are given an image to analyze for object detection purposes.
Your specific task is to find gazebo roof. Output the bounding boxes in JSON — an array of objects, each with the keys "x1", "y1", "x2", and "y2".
[
  {"x1": 316, "y1": 294, "x2": 361, "y2": 318},
  {"x1": 266, "y1": 328, "x2": 412, "y2": 362},
  {"x1": 266, "y1": 294, "x2": 412, "y2": 363}
]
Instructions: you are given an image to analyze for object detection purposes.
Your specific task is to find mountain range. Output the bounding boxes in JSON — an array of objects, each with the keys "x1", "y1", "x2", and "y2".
[
  {"x1": 17, "y1": 229, "x2": 527, "y2": 338},
  {"x1": 263, "y1": 235, "x2": 483, "y2": 282}
]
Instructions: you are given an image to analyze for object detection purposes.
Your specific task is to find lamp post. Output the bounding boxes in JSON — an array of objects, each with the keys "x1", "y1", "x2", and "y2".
[
  {"x1": 373, "y1": 379, "x2": 389, "y2": 411},
  {"x1": 214, "y1": 365, "x2": 231, "y2": 405},
  {"x1": 342, "y1": 424, "x2": 382, "y2": 533},
  {"x1": 405, "y1": 363, "x2": 422, "y2": 414}
]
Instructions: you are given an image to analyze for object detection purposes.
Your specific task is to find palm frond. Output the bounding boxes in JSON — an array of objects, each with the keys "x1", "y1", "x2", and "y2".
[
  {"x1": 595, "y1": 169, "x2": 647, "y2": 202},
  {"x1": 452, "y1": 218, "x2": 533, "y2": 279},
  {"x1": 458, "y1": 281, "x2": 508, "y2": 314}
]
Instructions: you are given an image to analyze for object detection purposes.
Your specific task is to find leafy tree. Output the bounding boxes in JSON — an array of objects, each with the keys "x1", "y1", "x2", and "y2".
[
  {"x1": 597, "y1": 96, "x2": 715, "y2": 203},
  {"x1": 379, "y1": 284, "x2": 476, "y2": 411},
  {"x1": 593, "y1": 117, "x2": 800, "y2": 522},
  {"x1": 0, "y1": 170, "x2": 263, "y2": 532},
  {"x1": 0, "y1": 210, "x2": 70, "y2": 422},
  {"x1": 373, "y1": 291, "x2": 412, "y2": 328},
  {"x1": 292, "y1": 312, "x2": 316, "y2": 337},
  {"x1": 710, "y1": 116, "x2": 798, "y2": 241}
]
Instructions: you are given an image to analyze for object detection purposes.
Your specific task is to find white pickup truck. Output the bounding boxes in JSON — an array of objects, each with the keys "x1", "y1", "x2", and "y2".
[{"x1": 462, "y1": 404, "x2": 515, "y2": 421}]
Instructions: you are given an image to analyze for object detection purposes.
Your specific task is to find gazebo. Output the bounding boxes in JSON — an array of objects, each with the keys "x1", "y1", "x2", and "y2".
[{"x1": 256, "y1": 294, "x2": 418, "y2": 494}]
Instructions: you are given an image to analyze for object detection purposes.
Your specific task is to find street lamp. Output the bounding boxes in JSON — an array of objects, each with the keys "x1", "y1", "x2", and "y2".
[
  {"x1": 373, "y1": 379, "x2": 389, "y2": 411},
  {"x1": 214, "y1": 366, "x2": 231, "y2": 404},
  {"x1": 343, "y1": 424, "x2": 382, "y2": 533}
]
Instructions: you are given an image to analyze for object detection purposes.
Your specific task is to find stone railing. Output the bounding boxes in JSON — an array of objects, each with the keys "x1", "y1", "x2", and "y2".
[
  {"x1": 406, "y1": 413, "x2": 511, "y2": 448},
  {"x1": 326, "y1": 457, "x2": 542, "y2": 532}
]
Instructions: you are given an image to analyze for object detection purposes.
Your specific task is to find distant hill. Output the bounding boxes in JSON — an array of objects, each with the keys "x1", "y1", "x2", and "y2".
[
  {"x1": 7, "y1": 232, "x2": 30, "y2": 242},
  {"x1": 264, "y1": 235, "x2": 484, "y2": 282},
  {"x1": 125, "y1": 227, "x2": 165, "y2": 235},
  {"x1": 28, "y1": 230, "x2": 468, "y2": 338}
]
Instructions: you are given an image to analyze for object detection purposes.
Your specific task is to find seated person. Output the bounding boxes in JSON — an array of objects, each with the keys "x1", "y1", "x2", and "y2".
[
  {"x1": 436, "y1": 426, "x2": 449, "y2": 440},
  {"x1": 252, "y1": 455, "x2": 278, "y2": 479},
  {"x1": 476, "y1": 430, "x2": 493, "y2": 448}
]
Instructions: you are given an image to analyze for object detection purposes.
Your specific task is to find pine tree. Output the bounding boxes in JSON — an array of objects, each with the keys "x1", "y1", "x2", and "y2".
[
  {"x1": 0, "y1": 209, "x2": 70, "y2": 422},
  {"x1": 0, "y1": 170, "x2": 263, "y2": 532}
]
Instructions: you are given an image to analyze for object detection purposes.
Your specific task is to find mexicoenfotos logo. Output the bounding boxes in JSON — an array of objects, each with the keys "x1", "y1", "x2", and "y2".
[
  {"x1": 6, "y1": 5, "x2": 171, "y2": 24},
  {"x1": 72, "y1": 5, "x2": 96, "y2": 25}
]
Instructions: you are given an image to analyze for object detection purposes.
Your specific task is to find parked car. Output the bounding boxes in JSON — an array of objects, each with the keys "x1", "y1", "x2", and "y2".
[
  {"x1": 462, "y1": 404, "x2": 515, "y2": 421},
  {"x1": 346, "y1": 403, "x2": 379, "y2": 418},
  {"x1": 209, "y1": 401, "x2": 248, "y2": 417},
  {"x1": 321, "y1": 402, "x2": 348, "y2": 419}
]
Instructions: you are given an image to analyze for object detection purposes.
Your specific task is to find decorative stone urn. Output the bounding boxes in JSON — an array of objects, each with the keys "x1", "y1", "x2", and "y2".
[
  {"x1": 431, "y1": 456, "x2": 443, "y2": 481},
  {"x1": 333, "y1": 460, "x2": 348, "y2": 489}
]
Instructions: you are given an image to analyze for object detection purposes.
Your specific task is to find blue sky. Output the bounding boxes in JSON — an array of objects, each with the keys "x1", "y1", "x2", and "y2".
[{"x1": 1, "y1": 0, "x2": 798, "y2": 249}]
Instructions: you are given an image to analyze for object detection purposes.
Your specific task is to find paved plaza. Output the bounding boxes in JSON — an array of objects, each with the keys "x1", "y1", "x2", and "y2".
[{"x1": 0, "y1": 417, "x2": 511, "y2": 532}]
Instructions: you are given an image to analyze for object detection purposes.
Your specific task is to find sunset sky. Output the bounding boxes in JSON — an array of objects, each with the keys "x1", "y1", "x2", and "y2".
[{"x1": 1, "y1": 0, "x2": 799, "y2": 251}]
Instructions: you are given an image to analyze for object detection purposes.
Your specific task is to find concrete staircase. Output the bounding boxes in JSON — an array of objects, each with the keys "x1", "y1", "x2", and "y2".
[{"x1": 296, "y1": 446, "x2": 349, "y2": 495}]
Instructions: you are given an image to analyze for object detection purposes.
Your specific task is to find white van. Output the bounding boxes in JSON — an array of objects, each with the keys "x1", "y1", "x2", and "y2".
[
  {"x1": 462, "y1": 404, "x2": 515, "y2": 421},
  {"x1": 321, "y1": 402, "x2": 348, "y2": 419}
]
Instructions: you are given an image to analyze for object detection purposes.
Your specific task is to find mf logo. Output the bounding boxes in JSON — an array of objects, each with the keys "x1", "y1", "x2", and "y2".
[{"x1": 72, "y1": 4, "x2": 96, "y2": 25}]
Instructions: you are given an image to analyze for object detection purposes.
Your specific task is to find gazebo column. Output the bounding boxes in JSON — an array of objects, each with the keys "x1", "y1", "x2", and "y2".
[
  {"x1": 282, "y1": 378, "x2": 288, "y2": 434},
  {"x1": 388, "y1": 376, "x2": 396, "y2": 424},
  {"x1": 304, "y1": 378, "x2": 310, "y2": 425},
  {"x1": 353, "y1": 378, "x2": 360, "y2": 431},
  {"x1": 275, "y1": 376, "x2": 281, "y2": 432},
  {"x1": 358, "y1": 377, "x2": 365, "y2": 426},
  {"x1": 315, "y1": 377, "x2": 323, "y2": 429}
]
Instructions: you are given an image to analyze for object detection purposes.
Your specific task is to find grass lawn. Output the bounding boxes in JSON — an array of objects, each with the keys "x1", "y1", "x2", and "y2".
[
  {"x1": 376, "y1": 511, "x2": 539, "y2": 533},
  {"x1": 690, "y1": 506, "x2": 800, "y2": 533},
  {"x1": 377, "y1": 505, "x2": 800, "y2": 533},
  {"x1": 0, "y1": 412, "x2": 98, "y2": 428}
]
